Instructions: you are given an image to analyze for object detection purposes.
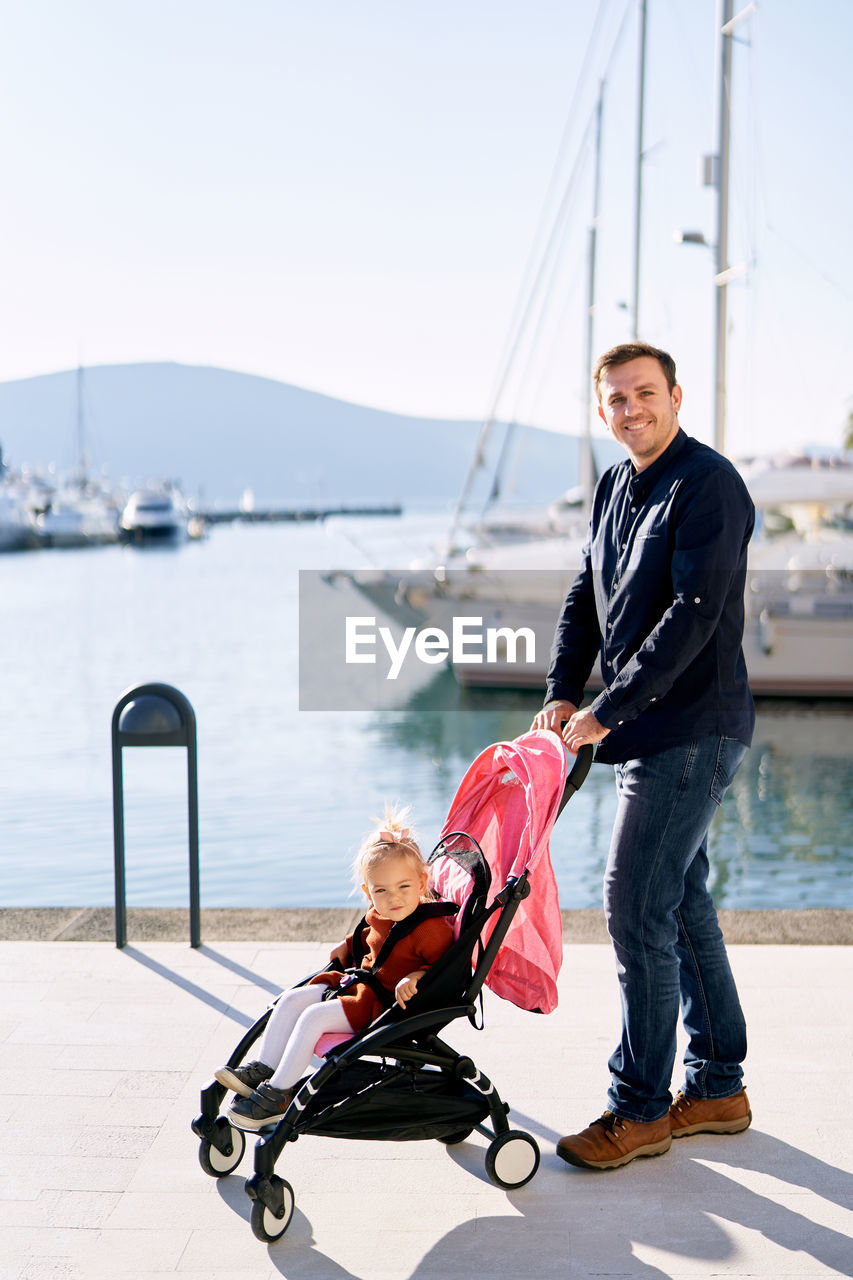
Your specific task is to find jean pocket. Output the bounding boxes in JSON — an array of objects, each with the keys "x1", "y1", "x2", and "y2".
[{"x1": 710, "y1": 736, "x2": 747, "y2": 805}]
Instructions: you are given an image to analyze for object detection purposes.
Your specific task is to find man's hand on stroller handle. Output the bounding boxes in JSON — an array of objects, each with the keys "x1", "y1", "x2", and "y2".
[
  {"x1": 532, "y1": 699, "x2": 609, "y2": 753},
  {"x1": 532, "y1": 699, "x2": 577, "y2": 735},
  {"x1": 395, "y1": 970, "x2": 426, "y2": 1008}
]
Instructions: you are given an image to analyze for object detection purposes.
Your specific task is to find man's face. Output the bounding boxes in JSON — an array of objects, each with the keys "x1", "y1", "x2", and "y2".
[{"x1": 597, "y1": 356, "x2": 682, "y2": 471}]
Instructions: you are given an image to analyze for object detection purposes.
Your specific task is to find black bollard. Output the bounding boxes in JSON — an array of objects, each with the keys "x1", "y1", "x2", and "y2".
[{"x1": 111, "y1": 683, "x2": 200, "y2": 948}]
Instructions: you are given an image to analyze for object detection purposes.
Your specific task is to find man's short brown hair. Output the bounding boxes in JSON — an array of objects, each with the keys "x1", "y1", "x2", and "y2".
[{"x1": 593, "y1": 342, "x2": 677, "y2": 399}]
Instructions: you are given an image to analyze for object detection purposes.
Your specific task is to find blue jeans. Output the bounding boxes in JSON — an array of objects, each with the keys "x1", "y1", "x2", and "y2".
[{"x1": 603, "y1": 735, "x2": 748, "y2": 1123}]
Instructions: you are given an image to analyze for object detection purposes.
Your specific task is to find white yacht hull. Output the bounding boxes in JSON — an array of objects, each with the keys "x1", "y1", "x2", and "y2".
[
  {"x1": 119, "y1": 488, "x2": 189, "y2": 545},
  {"x1": 346, "y1": 558, "x2": 853, "y2": 698},
  {"x1": 37, "y1": 497, "x2": 119, "y2": 548},
  {"x1": 0, "y1": 491, "x2": 37, "y2": 551}
]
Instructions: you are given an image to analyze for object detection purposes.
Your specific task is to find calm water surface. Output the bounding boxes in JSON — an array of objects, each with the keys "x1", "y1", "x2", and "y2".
[{"x1": 1, "y1": 520, "x2": 851, "y2": 910}]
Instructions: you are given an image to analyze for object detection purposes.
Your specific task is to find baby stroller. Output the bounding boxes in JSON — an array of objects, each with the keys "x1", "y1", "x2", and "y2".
[{"x1": 192, "y1": 731, "x2": 591, "y2": 1243}]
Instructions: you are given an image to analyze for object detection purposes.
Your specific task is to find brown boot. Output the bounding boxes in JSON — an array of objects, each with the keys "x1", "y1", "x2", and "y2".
[
  {"x1": 669, "y1": 1088, "x2": 751, "y2": 1138},
  {"x1": 556, "y1": 1111, "x2": 672, "y2": 1170}
]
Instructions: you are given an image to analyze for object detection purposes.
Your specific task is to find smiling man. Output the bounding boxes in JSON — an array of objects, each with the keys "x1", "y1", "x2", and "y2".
[
  {"x1": 600, "y1": 350, "x2": 681, "y2": 466},
  {"x1": 533, "y1": 341, "x2": 756, "y2": 1170}
]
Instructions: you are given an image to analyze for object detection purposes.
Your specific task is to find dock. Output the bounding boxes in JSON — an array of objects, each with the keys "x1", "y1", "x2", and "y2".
[{"x1": 198, "y1": 502, "x2": 402, "y2": 525}]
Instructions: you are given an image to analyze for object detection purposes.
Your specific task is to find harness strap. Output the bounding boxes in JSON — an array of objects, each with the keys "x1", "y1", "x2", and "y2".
[
  {"x1": 468, "y1": 934, "x2": 486, "y2": 1028},
  {"x1": 323, "y1": 966, "x2": 395, "y2": 1010},
  {"x1": 325, "y1": 901, "x2": 458, "y2": 1007},
  {"x1": 371, "y1": 901, "x2": 457, "y2": 972},
  {"x1": 349, "y1": 914, "x2": 370, "y2": 968}
]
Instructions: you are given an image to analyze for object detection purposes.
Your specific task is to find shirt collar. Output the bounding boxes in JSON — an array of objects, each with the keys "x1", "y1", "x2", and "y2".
[{"x1": 628, "y1": 427, "x2": 687, "y2": 496}]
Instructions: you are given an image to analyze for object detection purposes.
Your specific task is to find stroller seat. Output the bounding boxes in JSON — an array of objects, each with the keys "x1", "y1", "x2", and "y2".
[
  {"x1": 313, "y1": 1031, "x2": 352, "y2": 1055},
  {"x1": 192, "y1": 732, "x2": 592, "y2": 1244}
]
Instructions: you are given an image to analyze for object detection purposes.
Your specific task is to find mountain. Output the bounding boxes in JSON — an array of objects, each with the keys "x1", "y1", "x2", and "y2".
[{"x1": 0, "y1": 362, "x2": 615, "y2": 507}]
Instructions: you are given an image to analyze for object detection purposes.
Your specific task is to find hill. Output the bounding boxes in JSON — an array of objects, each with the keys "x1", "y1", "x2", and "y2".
[{"x1": 0, "y1": 362, "x2": 612, "y2": 507}]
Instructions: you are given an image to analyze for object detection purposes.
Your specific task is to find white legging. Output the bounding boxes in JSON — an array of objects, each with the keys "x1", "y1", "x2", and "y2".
[{"x1": 257, "y1": 985, "x2": 353, "y2": 1090}]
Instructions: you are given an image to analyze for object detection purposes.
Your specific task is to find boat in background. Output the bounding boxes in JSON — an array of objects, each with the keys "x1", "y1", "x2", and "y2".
[
  {"x1": 0, "y1": 482, "x2": 38, "y2": 552},
  {"x1": 119, "y1": 485, "x2": 190, "y2": 545},
  {"x1": 341, "y1": 9, "x2": 853, "y2": 697},
  {"x1": 0, "y1": 446, "x2": 39, "y2": 551},
  {"x1": 339, "y1": 452, "x2": 853, "y2": 698},
  {"x1": 36, "y1": 481, "x2": 121, "y2": 548},
  {"x1": 738, "y1": 454, "x2": 853, "y2": 695},
  {"x1": 32, "y1": 366, "x2": 123, "y2": 549}
]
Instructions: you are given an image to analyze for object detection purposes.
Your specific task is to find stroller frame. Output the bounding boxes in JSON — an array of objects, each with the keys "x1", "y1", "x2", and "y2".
[{"x1": 192, "y1": 746, "x2": 592, "y2": 1244}]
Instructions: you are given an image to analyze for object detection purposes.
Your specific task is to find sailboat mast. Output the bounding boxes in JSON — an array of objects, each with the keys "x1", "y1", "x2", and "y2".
[
  {"x1": 581, "y1": 81, "x2": 605, "y2": 512},
  {"x1": 75, "y1": 364, "x2": 90, "y2": 482},
  {"x1": 713, "y1": 0, "x2": 734, "y2": 456},
  {"x1": 631, "y1": 0, "x2": 648, "y2": 340}
]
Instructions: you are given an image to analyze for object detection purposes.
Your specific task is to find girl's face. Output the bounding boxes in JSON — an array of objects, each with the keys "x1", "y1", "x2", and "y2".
[{"x1": 362, "y1": 854, "x2": 427, "y2": 922}]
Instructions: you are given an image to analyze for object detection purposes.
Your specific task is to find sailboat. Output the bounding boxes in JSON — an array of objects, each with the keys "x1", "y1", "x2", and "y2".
[
  {"x1": 119, "y1": 483, "x2": 190, "y2": 544},
  {"x1": 340, "y1": 4, "x2": 853, "y2": 698},
  {"x1": 0, "y1": 446, "x2": 39, "y2": 552},
  {"x1": 35, "y1": 366, "x2": 121, "y2": 548}
]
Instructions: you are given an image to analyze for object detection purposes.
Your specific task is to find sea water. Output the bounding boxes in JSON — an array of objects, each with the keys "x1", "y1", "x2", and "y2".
[{"x1": 1, "y1": 519, "x2": 851, "y2": 910}]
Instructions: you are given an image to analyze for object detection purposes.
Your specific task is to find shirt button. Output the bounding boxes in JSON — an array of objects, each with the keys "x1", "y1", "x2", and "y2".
[
  {"x1": 694, "y1": 596, "x2": 701, "y2": 604},
  {"x1": 650, "y1": 696, "x2": 657, "y2": 702},
  {"x1": 617, "y1": 720, "x2": 624, "y2": 726},
  {"x1": 630, "y1": 506, "x2": 636, "y2": 513}
]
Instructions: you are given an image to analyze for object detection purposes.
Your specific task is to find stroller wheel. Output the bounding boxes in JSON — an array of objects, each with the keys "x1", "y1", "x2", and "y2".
[
  {"x1": 485, "y1": 1130, "x2": 540, "y2": 1189},
  {"x1": 197, "y1": 1121, "x2": 246, "y2": 1177},
  {"x1": 250, "y1": 1177, "x2": 295, "y2": 1243}
]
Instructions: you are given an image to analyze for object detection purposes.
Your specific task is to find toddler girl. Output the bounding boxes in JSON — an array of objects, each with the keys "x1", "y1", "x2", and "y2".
[{"x1": 215, "y1": 807, "x2": 454, "y2": 1130}]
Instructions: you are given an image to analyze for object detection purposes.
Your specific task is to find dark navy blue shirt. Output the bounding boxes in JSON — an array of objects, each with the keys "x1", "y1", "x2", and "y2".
[{"x1": 545, "y1": 429, "x2": 755, "y2": 763}]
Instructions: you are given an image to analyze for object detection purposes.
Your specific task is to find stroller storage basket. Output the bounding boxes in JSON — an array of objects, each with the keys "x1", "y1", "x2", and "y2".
[{"x1": 297, "y1": 1060, "x2": 492, "y2": 1142}]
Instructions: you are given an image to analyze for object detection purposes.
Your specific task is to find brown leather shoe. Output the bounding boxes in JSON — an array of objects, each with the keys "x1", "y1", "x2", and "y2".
[
  {"x1": 556, "y1": 1111, "x2": 671, "y2": 1170},
  {"x1": 669, "y1": 1088, "x2": 751, "y2": 1137}
]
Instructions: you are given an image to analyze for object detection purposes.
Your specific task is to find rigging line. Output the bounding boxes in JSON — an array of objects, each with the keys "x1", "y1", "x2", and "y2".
[
  {"x1": 478, "y1": 0, "x2": 621, "y2": 425},
  {"x1": 764, "y1": 225, "x2": 853, "y2": 309},
  {"x1": 739, "y1": 5, "x2": 763, "y2": 440},
  {"x1": 475, "y1": 108, "x2": 597, "y2": 515},
  {"x1": 502, "y1": 124, "x2": 595, "y2": 424},
  {"x1": 492, "y1": 256, "x2": 589, "y2": 508},
  {"x1": 483, "y1": 189, "x2": 591, "y2": 512},
  {"x1": 447, "y1": 105, "x2": 598, "y2": 543},
  {"x1": 486, "y1": 151, "x2": 594, "y2": 505},
  {"x1": 744, "y1": 6, "x2": 764, "y2": 261},
  {"x1": 664, "y1": 0, "x2": 705, "y2": 90},
  {"x1": 498, "y1": 0, "x2": 633, "y2": 406},
  {"x1": 519, "y1": 0, "x2": 621, "y2": 241},
  {"x1": 478, "y1": 8, "x2": 636, "y2": 517},
  {"x1": 450, "y1": 0, "x2": 630, "y2": 534},
  {"x1": 726, "y1": 6, "x2": 758, "y2": 267},
  {"x1": 449, "y1": 0, "x2": 635, "y2": 544},
  {"x1": 526, "y1": 254, "x2": 589, "y2": 428}
]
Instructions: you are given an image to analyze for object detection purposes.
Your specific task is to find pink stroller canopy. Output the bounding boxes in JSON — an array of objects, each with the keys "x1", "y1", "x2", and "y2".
[{"x1": 429, "y1": 729, "x2": 568, "y2": 1015}]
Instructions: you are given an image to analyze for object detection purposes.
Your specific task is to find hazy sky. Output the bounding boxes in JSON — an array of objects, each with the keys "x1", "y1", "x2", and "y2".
[{"x1": 0, "y1": 0, "x2": 850, "y2": 459}]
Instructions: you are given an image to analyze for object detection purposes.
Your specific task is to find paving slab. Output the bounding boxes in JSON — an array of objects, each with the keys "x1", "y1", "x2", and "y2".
[{"x1": 0, "y1": 938, "x2": 850, "y2": 1280}]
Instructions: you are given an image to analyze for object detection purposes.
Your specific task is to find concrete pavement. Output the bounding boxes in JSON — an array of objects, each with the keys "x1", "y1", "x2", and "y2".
[{"x1": 1, "y1": 934, "x2": 851, "y2": 1279}]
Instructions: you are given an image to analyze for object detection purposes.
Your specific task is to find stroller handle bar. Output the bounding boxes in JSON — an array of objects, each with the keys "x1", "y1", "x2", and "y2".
[
  {"x1": 565, "y1": 742, "x2": 593, "y2": 792},
  {"x1": 556, "y1": 742, "x2": 593, "y2": 818}
]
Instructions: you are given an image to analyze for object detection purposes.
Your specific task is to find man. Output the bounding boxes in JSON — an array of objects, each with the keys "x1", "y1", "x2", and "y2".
[{"x1": 533, "y1": 341, "x2": 754, "y2": 1170}]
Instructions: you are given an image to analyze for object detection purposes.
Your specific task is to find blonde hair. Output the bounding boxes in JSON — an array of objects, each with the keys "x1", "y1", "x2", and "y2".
[{"x1": 352, "y1": 803, "x2": 429, "y2": 891}]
